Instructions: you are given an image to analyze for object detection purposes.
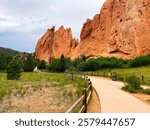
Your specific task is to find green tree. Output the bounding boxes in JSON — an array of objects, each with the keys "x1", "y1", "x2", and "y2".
[
  {"x1": 47, "y1": 55, "x2": 68, "y2": 72},
  {"x1": 36, "y1": 60, "x2": 47, "y2": 70},
  {"x1": 56, "y1": 55, "x2": 66, "y2": 72},
  {"x1": 47, "y1": 59, "x2": 59, "y2": 72},
  {"x1": 7, "y1": 59, "x2": 21, "y2": 80},
  {"x1": 23, "y1": 55, "x2": 35, "y2": 72},
  {"x1": 0, "y1": 53, "x2": 7, "y2": 70}
]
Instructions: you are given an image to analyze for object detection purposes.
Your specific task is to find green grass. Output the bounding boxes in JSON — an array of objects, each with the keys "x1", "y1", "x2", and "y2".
[
  {"x1": 83, "y1": 66, "x2": 150, "y2": 85},
  {"x1": 0, "y1": 72, "x2": 88, "y2": 102}
]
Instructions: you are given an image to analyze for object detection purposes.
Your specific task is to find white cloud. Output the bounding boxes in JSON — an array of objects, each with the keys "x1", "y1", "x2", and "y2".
[{"x1": 0, "y1": 0, "x2": 106, "y2": 52}]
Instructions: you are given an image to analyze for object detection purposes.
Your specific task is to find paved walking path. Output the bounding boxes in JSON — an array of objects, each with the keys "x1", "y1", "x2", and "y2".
[{"x1": 89, "y1": 76, "x2": 150, "y2": 113}]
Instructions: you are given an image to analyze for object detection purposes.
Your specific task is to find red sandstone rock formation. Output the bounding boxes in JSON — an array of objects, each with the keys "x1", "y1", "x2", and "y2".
[
  {"x1": 70, "y1": 0, "x2": 150, "y2": 59},
  {"x1": 35, "y1": 26, "x2": 79, "y2": 62},
  {"x1": 35, "y1": 0, "x2": 150, "y2": 61}
]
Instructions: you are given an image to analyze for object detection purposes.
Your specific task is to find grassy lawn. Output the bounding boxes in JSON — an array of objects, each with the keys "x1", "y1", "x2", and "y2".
[
  {"x1": 83, "y1": 66, "x2": 150, "y2": 85},
  {"x1": 0, "y1": 72, "x2": 88, "y2": 102}
]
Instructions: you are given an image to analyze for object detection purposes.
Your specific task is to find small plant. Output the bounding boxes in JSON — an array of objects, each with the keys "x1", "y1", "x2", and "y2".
[
  {"x1": 142, "y1": 89, "x2": 150, "y2": 95},
  {"x1": 122, "y1": 75, "x2": 142, "y2": 93},
  {"x1": 122, "y1": 86, "x2": 137, "y2": 93},
  {"x1": 124, "y1": 75, "x2": 141, "y2": 90}
]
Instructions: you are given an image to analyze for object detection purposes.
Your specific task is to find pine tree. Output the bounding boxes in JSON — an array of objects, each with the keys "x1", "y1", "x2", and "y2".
[
  {"x1": 23, "y1": 55, "x2": 35, "y2": 72},
  {"x1": 7, "y1": 59, "x2": 21, "y2": 80},
  {"x1": 56, "y1": 55, "x2": 66, "y2": 72}
]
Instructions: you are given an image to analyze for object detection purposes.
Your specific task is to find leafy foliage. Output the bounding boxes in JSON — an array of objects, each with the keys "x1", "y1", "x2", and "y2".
[
  {"x1": 97, "y1": 57, "x2": 124, "y2": 68},
  {"x1": 47, "y1": 55, "x2": 69, "y2": 72},
  {"x1": 78, "y1": 59, "x2": 100, "y2": 71},
  {"x1": 128, "y1": 54, "x2": 150, "y2": 67},
  {"x1": 122, "y1": 75, "x2": 142, "y2": 93},
  {"x1": 36, "y1": 60, "x2": 47, "y2": 70},
  {"x1": 23, "y1": 55, "x2": 35, "y2": 72},
  {"x1": 0, "y1": 47, "x2": 19, "y2": 57},
  {"x1": 0, "y1": 52, "x2": 14, "y2": 70},
  {"x1": 7, "y1": 59, "x2": 21, "y2": 80},
  {"x1": 124, "y1": 75, "x2": 141, "y2": 89}
]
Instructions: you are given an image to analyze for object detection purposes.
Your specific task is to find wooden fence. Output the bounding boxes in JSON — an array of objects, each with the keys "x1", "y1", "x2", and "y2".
[{"x1": 66, "y1": 73, "x2": 92, "y2": 113}]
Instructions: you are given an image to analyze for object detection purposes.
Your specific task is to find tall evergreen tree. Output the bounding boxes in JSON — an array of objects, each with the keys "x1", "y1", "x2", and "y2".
[
  {"x1": 56, "y1": 55, "x2": 66, "y2": 72},
  {"x1": 7, "y1": 59, "x2": 21, "y2": 80}
]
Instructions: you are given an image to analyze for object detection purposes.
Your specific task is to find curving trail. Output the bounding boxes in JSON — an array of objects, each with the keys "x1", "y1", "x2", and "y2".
[{"x1": 89, "y1": 76, "x2": 150, "y2": 113}]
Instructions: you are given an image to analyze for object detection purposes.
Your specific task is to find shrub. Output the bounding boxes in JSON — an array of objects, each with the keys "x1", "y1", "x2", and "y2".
[
  {"x1": 142, "y1": 89, "x2": 150, "y2": 95},
  {"x1": 122, "y1": 86, "x2": 137, "y2": 93},
  {"x1": 124, "y1": 75, "x2": 141, "y2": 90},
  {"x1": 7, "y1": 59, "x2": 21, "y2": 80}
]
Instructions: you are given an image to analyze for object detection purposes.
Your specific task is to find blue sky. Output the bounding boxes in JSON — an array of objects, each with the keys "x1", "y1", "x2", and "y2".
[{"x1": 0, "y1": 0, "x2": 106, "y2": 52}]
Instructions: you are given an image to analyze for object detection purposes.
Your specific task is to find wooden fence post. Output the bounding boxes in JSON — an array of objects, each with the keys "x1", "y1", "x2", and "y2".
[
  {"x1": 141, "y1": 76, "x2": 144, "y2": 82},
  {"x1": 103, "y1": 72, "x2": 105, "y2": 77},
  {"x1": 83, "y1": 88, "x2": 87, "y2": 113},
  {"x1": 71, "y1": 70, "x2": 74, "y2": 81},
  {"x1": 84, "y1": 74, "x2": 86, "y2": 80},
  {"x1": 90, "y1": 81, "x2": 92, "y2": 91}
]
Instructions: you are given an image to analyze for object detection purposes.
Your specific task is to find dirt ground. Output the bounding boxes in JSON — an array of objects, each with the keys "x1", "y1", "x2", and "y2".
[
  {"x1": 0, "y1": 85, "x2": 78, "y2": 113},
  {"x1": 87, "y1": 89, "x2": 101, "y2": 113},
  {"x1": 132, "y1": 93, "x2": 150, "y2": 105}
]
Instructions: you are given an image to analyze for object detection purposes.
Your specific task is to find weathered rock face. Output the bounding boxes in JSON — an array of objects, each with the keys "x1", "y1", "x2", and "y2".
[
  {"x1": 70, "y1": 0, "x2": 150, "y2": 59},
  {"x1": 35, "y1": 0, "x2": 150, "y2": 61},
  {"x1": 35, "y1": 26, "x2": 79, "y2": 62}
]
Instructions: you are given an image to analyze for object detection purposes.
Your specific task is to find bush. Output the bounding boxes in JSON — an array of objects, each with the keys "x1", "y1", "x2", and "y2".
[
  {"x1": 23, "y1": 55, "x2": 35, "y2": 72},
  {"x1": 122, "y1": 86, "x2": 137, "y2": 93},
  {"x1": 142, "y1": 89, "x2": 150, "y2": 95},
  {"x1": 124, "y1": 75, "x2": 141, "y2": 90},
  {"x1": 7, "y1": 59, "x2": 21, "y2": 80},
  {"x1": 128, "y1": 54, "x2": 150, "y2": 67}
]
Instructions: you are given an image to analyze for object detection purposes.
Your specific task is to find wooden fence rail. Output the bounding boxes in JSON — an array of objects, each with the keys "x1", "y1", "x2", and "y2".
[{"x1": 66, "y1": 72, "x2": 92, "y2": 113}]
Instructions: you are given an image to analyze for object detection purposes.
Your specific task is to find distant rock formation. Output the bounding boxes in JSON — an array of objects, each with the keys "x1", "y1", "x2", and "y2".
[
  {"x1": 35, "y1": 26, "x2": 79, "y2": 62},
  {"x1": 35, "y1": 0, "x2": 150, "y2": 61}
]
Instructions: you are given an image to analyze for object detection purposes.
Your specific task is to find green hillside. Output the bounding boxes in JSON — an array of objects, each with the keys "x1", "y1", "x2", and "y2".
[{"x1": 0, "y1": 47, "x2": 19, "y2": 56}]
